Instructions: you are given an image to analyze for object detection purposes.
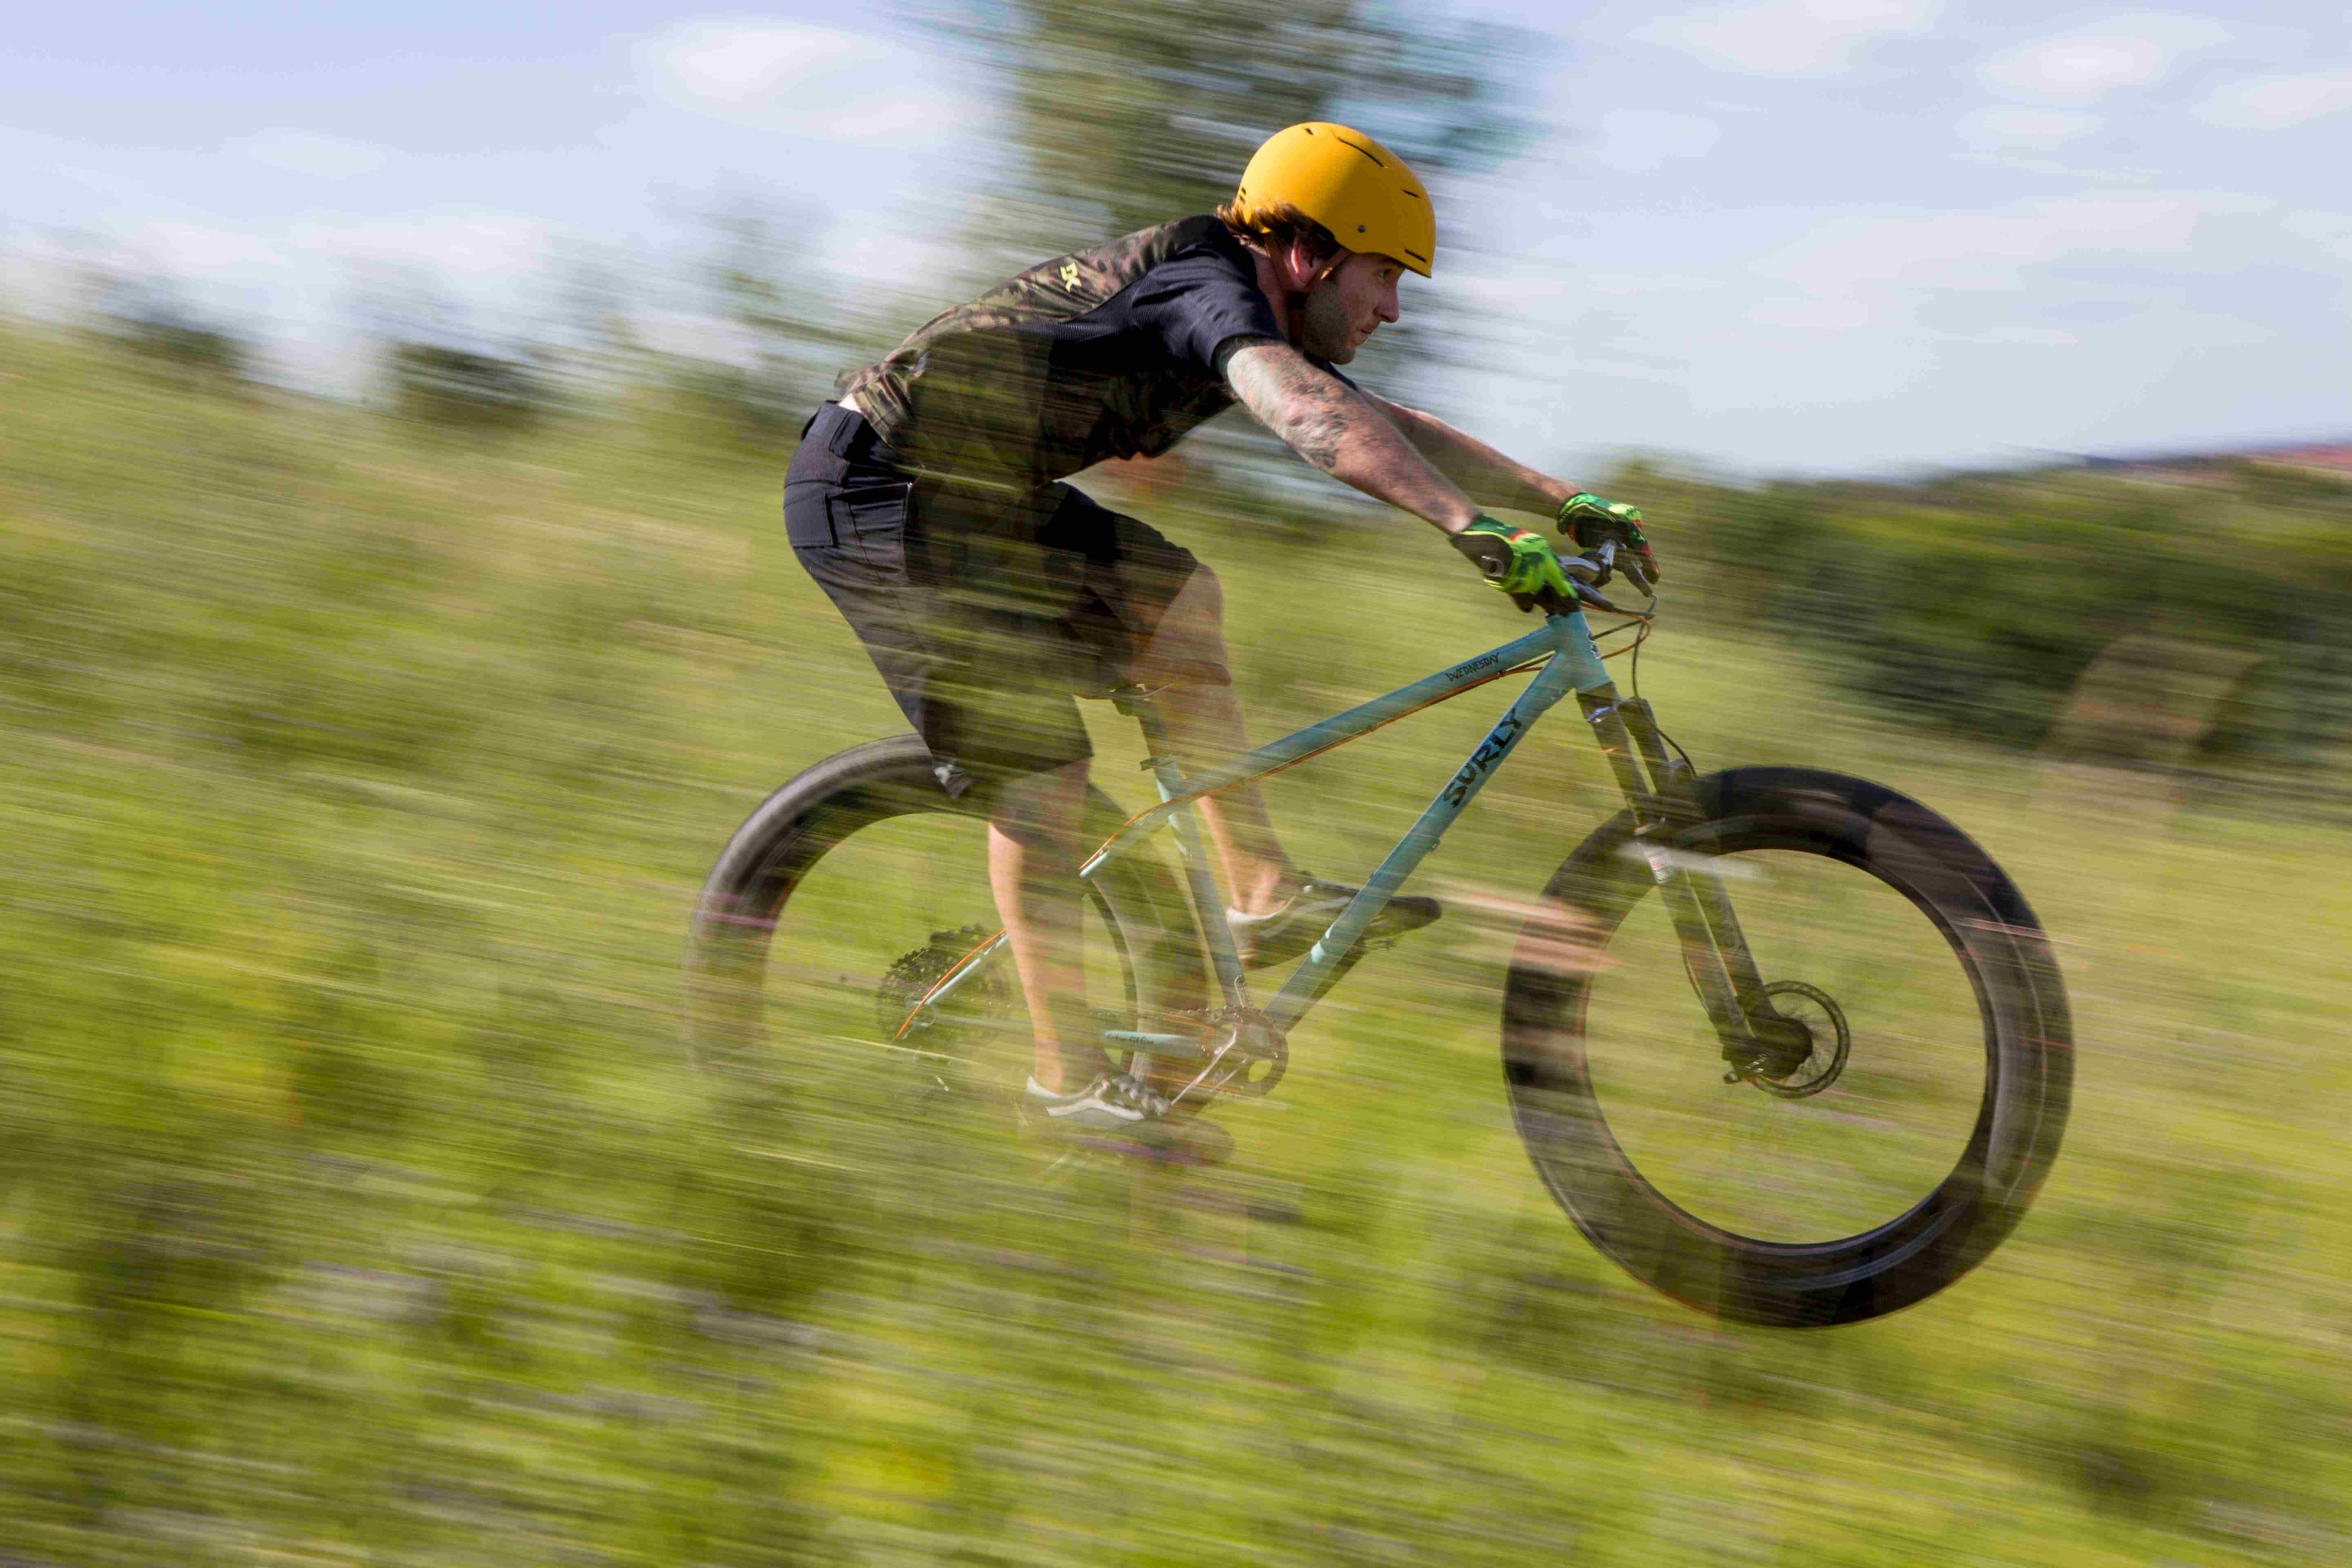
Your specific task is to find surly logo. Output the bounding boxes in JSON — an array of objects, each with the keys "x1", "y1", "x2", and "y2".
[
  {"x1": 1444, "y1": 651, "x2": 1500, "y2": 685},
  {"x1": 1442, "y1": 713, "x2": 1526, "y2": 806}
]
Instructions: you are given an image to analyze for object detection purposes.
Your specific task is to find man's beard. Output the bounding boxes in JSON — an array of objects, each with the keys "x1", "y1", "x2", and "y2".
[{"x1": 1299, "y1": 285, "x2": 1359, "y2": 363}]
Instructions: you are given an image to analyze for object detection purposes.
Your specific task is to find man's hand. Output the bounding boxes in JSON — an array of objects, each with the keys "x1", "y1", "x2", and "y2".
[
  {"x1": 1449, "y1": 517, "x2": 1577, "y2": 615},
  {"x1": 1559, "y1": 492, "x2": 1660, "y2": 586}
]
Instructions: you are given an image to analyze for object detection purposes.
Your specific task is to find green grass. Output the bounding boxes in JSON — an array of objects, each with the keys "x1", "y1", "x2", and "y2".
[{"x1": 2, "y1": 321, "x2": 2348, "y2": 1566}]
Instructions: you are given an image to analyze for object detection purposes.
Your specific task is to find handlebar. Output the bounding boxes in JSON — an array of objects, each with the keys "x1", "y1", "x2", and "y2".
[{"x1": 1560, "y1": 539, "x2": 1655, "y2": 617}]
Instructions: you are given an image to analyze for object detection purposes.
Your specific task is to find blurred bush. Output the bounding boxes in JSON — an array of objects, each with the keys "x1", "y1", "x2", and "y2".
[
  {"x1": 1677, "y1": 464, "x2": 2352, "y2": 795},
  {"x1": 84, "y1": 272, "x2": 253, "y2": 385},
  {"x1": 383, "y1": 341, "x2": 553, "y2": 432}
]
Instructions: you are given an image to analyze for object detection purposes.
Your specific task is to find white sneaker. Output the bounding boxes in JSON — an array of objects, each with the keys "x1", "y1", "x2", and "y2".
[
  {"x1": 1226, "y1": 871, "x2": 1443, "y2": 968},
  {"x1": 1022, "y1": 1071, "x2": 1173, "y2": 1138}
]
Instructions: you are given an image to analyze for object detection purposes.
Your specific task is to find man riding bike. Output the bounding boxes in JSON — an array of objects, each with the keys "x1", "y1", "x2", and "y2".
[{"x1": 784, "y1": 121, "x2": 1657, "y2": 1140}]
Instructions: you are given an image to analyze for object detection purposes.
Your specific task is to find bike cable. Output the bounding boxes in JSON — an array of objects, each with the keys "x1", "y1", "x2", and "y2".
[{"x1": 1626, "y1": 608, "x2": 1698, "y2": 775}]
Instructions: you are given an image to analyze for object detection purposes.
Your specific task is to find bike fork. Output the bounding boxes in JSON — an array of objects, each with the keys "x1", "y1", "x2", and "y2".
[{"x1": 1578, "y1": 689, "x2": 1791, "y2": 1066}]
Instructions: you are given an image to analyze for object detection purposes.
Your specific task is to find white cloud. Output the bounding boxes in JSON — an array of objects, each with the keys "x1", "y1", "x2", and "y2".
[
  {"x1": 1589, "y1": 109, "x2": 1721, "y2": 173},
  {"x1": 1967, "y1": 325, "x2": 2080, "y2": 347},
  {"x1": 1980, "y1": 14, "x2": 2227, "y2": 100},
  {"x1": 1749, "y1": 296, "x2": 1873, "y2": 330},
  {"x1": 241, "y1": 130, "x2": 389, "y2": 179},
  {"x1": 1638, "y1": 0, "x2": 1940, "y2": 78},
  {"x1": 1584, "y1": 272, "x2": 1725, "y2": 295},
  {"x1": 2197, "y1": 69, "x2": 2352, "y2": 129},
  {"x1": 1746, "y1": 192, "x2": 2267, "y2": 342},
  {"x1": 285, "y1": 209, "x2": 560, "y2": 279},
  {"x1": 2282, "y1": 209, "x2": 2352, "y2": 257},
  {"x1": 640, "y1": 19, "x2": 964, "y2": 146},
  {"x1": 1768, "y1": 194, "x2": 2250, "y2": 294},
  {"x1": 1962, "y1": 106, "x2": 2099, "y2": 146},
  {"x1": 144, "y1": 220, "x2": 287, "y2": 276}
]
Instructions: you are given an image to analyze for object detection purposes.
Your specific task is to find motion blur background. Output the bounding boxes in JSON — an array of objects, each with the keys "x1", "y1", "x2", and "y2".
[{"x1": 4, "y1": 2, "x2": 2348, "y2": 1564}]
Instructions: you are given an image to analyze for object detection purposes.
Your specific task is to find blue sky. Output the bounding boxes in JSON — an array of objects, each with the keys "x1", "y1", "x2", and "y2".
[{"x1": 6, "y1": 1, "x2": 2349, "y2": 476}]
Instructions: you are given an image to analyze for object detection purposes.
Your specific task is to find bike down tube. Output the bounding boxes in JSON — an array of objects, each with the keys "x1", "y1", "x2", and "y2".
[
  {"x1": 1261, "y1": 612, "x2": 1612, "y2": 1033},
  {"x1": 1077, "y1": 621, "x2": 1566, "y2": 884}
]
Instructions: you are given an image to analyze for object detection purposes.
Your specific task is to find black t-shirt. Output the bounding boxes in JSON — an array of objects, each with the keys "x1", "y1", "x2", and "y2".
[{"x1": 838, "y1": 216, "x2": 1352, "y2": 487}]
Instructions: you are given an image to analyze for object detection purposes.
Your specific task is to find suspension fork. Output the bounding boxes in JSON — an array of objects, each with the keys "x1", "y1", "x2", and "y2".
[{"x1": 1578, "y1": 687, "x2": 1786, "y2": 1060}]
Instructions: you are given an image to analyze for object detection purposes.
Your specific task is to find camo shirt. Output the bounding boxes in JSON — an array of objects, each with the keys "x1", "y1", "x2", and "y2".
[{"x1": 837, "y1": 215, "x2": 1346, "y2": 487}]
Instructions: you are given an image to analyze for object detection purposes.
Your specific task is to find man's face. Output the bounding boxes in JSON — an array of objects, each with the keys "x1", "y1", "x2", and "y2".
[{"x1": 1298, "y1": 249, "x2": 1404, "y2": 364}]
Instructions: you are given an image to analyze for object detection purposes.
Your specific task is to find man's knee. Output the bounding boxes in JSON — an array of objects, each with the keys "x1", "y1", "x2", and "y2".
[
  {"x1": 1172, "y1": 561, "x2": 1224, "y2": 625},
  {"x1": 987, "y1": 759, "x2": 1090, "y2": 856},
  {"x1": 1136, "y1": 563, "x2": 1234, "y2": 685}
]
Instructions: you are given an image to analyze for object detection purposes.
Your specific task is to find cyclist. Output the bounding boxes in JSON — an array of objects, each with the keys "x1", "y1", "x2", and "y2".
[{"x1": 785, "y1": 121, "x2": 1657, "y2": 1138}]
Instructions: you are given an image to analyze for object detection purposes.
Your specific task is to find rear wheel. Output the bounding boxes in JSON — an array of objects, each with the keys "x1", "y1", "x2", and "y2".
[
  {"x1": 1502, "y1": 767, "x2": 2071, "y2": 1327},
  {"x1": 686, "y1": 737, "x2": 1205, "y2": 1143}
]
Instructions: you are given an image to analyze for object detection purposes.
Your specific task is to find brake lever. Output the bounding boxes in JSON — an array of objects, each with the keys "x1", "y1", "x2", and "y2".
[{"x1": 1562, "y1": 541, "x2": 1615, "y2": 588}]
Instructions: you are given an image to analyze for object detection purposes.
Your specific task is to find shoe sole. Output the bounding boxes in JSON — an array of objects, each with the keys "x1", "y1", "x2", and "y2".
[{"x1": 1239, "y1": 902, "x2": 1443, "y2": 969}]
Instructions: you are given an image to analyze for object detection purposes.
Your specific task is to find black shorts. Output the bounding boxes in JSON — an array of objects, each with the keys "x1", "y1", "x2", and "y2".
[{"x1": 785, "y1": 401, "x2": 1199, "y2": 786}]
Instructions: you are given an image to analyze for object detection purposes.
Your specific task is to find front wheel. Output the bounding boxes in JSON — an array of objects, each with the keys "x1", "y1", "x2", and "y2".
[{"x1": 1502, "y1": 767, "x2": 2072, "y2": 1327}]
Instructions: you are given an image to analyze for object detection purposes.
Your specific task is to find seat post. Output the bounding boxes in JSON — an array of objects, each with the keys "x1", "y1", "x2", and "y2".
[{"x1": 1107, "y1": 683, "x2": 1250, "y2": 1013}]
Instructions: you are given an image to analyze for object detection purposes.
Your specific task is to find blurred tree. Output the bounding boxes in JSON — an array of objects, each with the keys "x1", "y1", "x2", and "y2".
[
  {"x1": 674, "y1": 205, "x2": 886, "y2": 445},
  {"x1": 947, "y1": 0, "x2": 1540, "y2": 238}
]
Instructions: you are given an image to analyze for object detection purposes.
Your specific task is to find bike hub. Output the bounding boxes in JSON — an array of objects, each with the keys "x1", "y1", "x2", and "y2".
[{"x1": 1723, "y1": 980, "x2": 1851, "y2": 1098}]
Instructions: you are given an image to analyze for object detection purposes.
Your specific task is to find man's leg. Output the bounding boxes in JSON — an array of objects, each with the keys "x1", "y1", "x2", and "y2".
[
  {"x1": 985, "y1": 760, "x2": 1098, "y2": 1093},
  {"x1": 1125, "y1": 564, "x2": 1292, "y2": 917}
]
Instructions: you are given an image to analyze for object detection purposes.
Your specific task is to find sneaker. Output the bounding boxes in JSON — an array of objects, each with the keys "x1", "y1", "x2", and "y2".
[
  {"x1": 1225, "y1": 872, "x2": 1443, "y2": 969},
  {"x1": 1022, "y1": 1071, "x2": 1175, "y2": 1140}
]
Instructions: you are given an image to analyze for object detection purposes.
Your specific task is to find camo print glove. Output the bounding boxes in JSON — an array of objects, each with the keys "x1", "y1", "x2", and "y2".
[
  {"x1": 1449, "y1": 517, "x2": 1577, "y2": 615},
  {"x1": 1559, "y1": 492, "x2": 1660, "y2": 586}
]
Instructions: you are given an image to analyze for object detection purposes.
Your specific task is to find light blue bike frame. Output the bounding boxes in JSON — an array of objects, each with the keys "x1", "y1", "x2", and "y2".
[
  {"x1": 1080, "y1": 608, "x2": 1616, "y2": 1040},
  {"x1": 908, "y1": 588, "x2": 1795, "y2": 1088}
]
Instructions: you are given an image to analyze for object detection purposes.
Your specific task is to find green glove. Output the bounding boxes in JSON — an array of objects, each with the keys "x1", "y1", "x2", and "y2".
[
  {"x1": 1559, "y1": 492, "x2": 1660, "y2": 585},
  {"x1": 1448, "y1": 516, "x2": 1576, "y2": 615}
]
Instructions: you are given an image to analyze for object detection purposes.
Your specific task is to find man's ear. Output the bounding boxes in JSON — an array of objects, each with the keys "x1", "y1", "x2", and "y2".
[{"x1": 1277, "y1": 238, "x2": 1332, "y2": 296}]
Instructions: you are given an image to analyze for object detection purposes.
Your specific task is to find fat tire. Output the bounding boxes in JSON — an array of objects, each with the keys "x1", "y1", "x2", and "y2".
[
  {"x1": 686, "y1": 734, "x2": 1203, "y2": 1086},
  {"x1": 1502, "y1": 766, "x2": 2073, "y2": 1327}
]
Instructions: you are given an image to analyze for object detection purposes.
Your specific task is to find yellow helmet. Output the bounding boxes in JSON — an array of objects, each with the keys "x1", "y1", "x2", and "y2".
[{"x1": 1233, "y1": 122, "x2": 1435, "y2": 277}]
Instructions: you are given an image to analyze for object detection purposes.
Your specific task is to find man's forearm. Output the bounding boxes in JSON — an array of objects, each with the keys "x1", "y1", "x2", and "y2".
[
  {"x1": 1373, "y1": 399, "x2": 1574, "y2": 519},
  {"x1": 1221, "y1": 341, "x2": 1481, "y2": 532}
]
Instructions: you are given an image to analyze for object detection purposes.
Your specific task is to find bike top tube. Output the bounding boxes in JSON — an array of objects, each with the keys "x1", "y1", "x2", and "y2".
[{"x1": 1080, "y1": 610, "x2": 1617, "y2": 882}]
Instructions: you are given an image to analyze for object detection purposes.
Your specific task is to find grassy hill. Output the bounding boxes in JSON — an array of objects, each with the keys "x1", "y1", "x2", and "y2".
[{"x1": 2, "y1": 321, "x2": 2347, "y2": 1566}]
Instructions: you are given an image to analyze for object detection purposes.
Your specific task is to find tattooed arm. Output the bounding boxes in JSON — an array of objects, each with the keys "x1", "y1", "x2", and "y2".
[
  {"x1": 1354, "y1": 390, "x2": 1577, "y2": 518},
  {"x1": 1217, "y1": 337, "x2": 1482, "y2": 534}
]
